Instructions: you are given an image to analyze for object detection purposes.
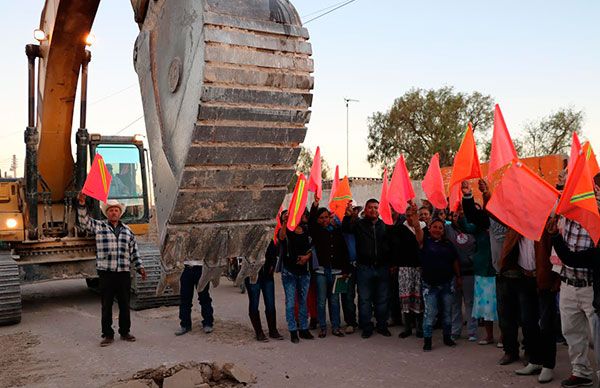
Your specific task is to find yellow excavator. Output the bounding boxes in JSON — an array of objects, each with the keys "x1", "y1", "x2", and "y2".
[{"x1": 0, "y1": 0, "x2": 313, "y2": 324}]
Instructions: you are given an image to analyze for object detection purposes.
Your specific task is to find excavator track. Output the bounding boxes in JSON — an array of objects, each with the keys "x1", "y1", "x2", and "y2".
[
  {"x1": 130, "y1": 243, "x2": 179, "y2": 310},
  {"x1": 0, "y1": 251, "x2": 22, "y2": 325},
  {"x1": 135, "y1": 0, "x2": 314, "y2": 287}
]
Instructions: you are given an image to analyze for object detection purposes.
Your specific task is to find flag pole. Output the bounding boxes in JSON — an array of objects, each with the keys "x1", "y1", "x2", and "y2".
[{"x1": 344, "y1": 97, "x2": 359, "y2": 177}]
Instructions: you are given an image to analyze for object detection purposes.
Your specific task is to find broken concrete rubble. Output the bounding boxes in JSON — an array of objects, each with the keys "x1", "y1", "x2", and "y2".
[{"x1": 113, "y1": 361, "x2": 254, "y2": 387}]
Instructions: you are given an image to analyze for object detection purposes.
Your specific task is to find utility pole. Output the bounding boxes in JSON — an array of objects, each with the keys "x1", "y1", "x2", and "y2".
[
  {"x1": 10, "y1": 155, "x2": 17, "y2": 178},
  {"x1": 344, "y1": 98, "x2": 359, "y2": 177}
]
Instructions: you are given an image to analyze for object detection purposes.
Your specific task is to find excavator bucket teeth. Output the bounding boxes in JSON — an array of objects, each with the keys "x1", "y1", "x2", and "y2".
[
  {"x1": 130, "y1": 243, "x2": 180, "y2": 310},
  {"x1": 133, "y1": 0, "x2": 313, "y2": 290}
]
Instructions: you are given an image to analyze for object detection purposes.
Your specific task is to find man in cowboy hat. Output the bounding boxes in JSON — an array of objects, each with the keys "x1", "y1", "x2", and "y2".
[{"x1": 77, "y1": 192, "x2": 147, "y2": 347}]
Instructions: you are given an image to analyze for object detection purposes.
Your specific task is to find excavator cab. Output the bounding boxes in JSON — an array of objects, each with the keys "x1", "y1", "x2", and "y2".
[{"x1": 88, "y1": 134, "x2": 151, "y2": 236}]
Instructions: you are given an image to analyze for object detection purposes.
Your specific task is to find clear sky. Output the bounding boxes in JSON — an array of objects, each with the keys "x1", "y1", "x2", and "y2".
[{"x1": 1, "y1": 0, "x2": 599, "y2": 178}]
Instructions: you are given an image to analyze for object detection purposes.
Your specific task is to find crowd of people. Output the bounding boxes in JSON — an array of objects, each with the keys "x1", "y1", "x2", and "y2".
[
  {"x1": 77, "y1": 168, "x2": 600, "y2": 388},
  {"x1": 241, "y1": 174, "x2": 600, "y2": 388}
]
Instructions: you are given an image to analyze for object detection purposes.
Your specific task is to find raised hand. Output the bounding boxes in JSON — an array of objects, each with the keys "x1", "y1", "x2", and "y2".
[
  {"x1": 461, "y1": 181, "x2": 472, "y2": 196},
  {"x1": 77, "y1": 192, "x2": 87, "y2": 205},
  {"x1": 478, "y1": 179, "x2": 489, "y2": 194}
]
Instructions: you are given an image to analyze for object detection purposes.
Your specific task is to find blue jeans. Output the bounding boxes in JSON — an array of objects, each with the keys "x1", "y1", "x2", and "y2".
[
  {"x1": 341, "y1": 268, "x2": 357, "y2": 327},
  {"x1": 422, "y1": 281, "x2": 453, "y2": 338},
  {"x1": 356, "y1": 265, "x2": 390, "y2": 331},
  {"x1": 179, "y1": 265, "x2": 214, "y2": 329},
  {"x1": 282, "y1": 269, "x2": 310, "y2": 331},
  {"x1": 245, "y1": 272, "x2": 275, "y2": 316},
  {"x1": 451, "y1": 275, "x2": 477, "y2": 337},
  {"x1": 316, "y1": 269, "x2": 341, "y2": 330}
]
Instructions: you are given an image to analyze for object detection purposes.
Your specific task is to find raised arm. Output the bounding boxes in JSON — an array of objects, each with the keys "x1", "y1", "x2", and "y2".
[
  {"x1": 461, "y1": 180, "x2": 490, "y2": 230},
  {"x1": 547, "y1": 216, "x2": 597, "y2": 268},
  {"x1": 76, "y1": 192, "x2": 102, "y2": 234},
  {"x1": 341, "y1": 202, "x2": 356, "y2": 233},
  {"x1": 407, "y1": 200, "x2": 424, "y2": 248}
]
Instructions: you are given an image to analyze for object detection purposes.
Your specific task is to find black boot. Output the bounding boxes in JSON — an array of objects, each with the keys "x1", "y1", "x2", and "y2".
[
  {"x1": 290, "y1": 330, "x2": 299, "y2": 344},
  {"x1": 423, "y1": 337, "x2": 432, "y2": 351},
  {"x1": 399, "y1": 312, "x2": 413, "y2": 338},
  {"x1": 266, "y1": 311, "x2": 283, "y2": 340},
  {"x1": 443, "y1": 334, "x2": 457, "y2": 347},
  {"x1": 249, "y1": 312, "x2": 268, "y2": 342},
  {"x1": 299, "y1": 329, "x2": 314, "y2": 340}
]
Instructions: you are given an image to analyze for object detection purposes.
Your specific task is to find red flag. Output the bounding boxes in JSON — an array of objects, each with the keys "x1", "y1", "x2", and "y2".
[
  {"x1": 389, "y1": 155, "x2": 415, "y2": 214},
  {"x1": 422, "y1": 153, "x2": 448, "y2": 209},
  {"x1": 557, "y1": 142, "x2": 600, "y2": 243},
  {"x1": 449, "y1": 123, "x2": 482, "y2": 211},
  {"x1": 287, "y1": 173, "x2": 308, "y2": 231},
  {"x1": 379, "y1": 168, "x2": 393, "y2": 225},
  {"x1": 273, "y1": 204, "x2": 284, "y2": 245},
  {"x1": 488, "y1": 104, "x2": 518, "y2": 180},
  {"x1": 486, "y1": 161, "x2": 560, "y2": 241},
  {"x1": 567, "y1": 132, "x2": 582, "y2": 175},
  {"x1": 328, "y1": 165, "x2": 340, "y2": 210},
  {"x1": 330, "y1": 176, "x2": 352, "y2": 221},
  {"x1": 82, "y1": 153, "x2": 112, "y2": 203},
  {"x1": 307, "y1": 146, "x2": 322, "y2": 199}
]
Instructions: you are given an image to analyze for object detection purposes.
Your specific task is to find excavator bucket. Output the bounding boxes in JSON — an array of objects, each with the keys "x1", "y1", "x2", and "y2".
[{"x1": 132, "y1": 0, "x2": 313, "y2": 292}]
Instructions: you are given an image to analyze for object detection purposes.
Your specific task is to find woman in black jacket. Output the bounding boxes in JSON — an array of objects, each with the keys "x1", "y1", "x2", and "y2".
[
  {"x1": 308, "y1": 199, "x2": 350, "y2": 338},
  {"x1": 277, "y1": 210, "x2": 314, "y2": 343}
]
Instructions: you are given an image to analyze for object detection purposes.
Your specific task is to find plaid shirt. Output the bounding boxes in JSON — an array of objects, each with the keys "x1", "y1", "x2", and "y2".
[
  {"x1": 77, "y1": 207, "x2": 143, "y2": 272},
  {"x1": 560, "y1": 218, "x2": 595, "y2": 282}
]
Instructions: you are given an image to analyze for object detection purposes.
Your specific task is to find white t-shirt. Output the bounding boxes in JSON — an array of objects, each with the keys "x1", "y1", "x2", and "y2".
[
  {"x1": 518, "y1": 238, "x2": 536, "y2": 271},
  {"x1": 403, "y1": 220, "x2": 427, "y2": 235}
]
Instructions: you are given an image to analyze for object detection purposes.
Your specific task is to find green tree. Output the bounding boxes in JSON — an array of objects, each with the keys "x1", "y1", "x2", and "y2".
[
  {"x1": 520, "y1": 108, "x2": 584, "y2": 157},
  {"x1": 288, "y1": 146, "x2": 331, "y2": 191},
  {"x1": 367, "y1": 87, "x2": 494, "y2": 178}
]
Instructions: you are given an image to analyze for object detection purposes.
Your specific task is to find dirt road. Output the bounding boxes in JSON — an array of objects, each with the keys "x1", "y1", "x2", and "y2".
[{"x1": 0, "y1": 278, "x2": 574, "y2": 387}]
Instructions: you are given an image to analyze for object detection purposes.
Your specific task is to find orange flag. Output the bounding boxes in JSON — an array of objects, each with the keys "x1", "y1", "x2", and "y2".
[
  {"x1": 330, "y1": 176, "x2": 352, "y2": 221},
  {"x1": 422, "y1": 153, "x2": 448, "y2": 209},
  {"x1": 567, "y1": 132, "x2": 582, "y2": 175},
  {"x1": 449, "y1": 123, "x2": 482, "y2": 211},
  {"x1": 486, "y1": 161, "x2": 560, "y2": 241},
  {"x1": 307, "y1": 146, "x2": 323, "y2": 199},
  {"x1": 379, "y1": 168, "x2": 393, "y2": 225},
  {"x1": 488, "y1": 104, "x2": 518, "y2": 181},
  {"x1": 82, "y1": 153, "x2": 112, "y2": 203},
  {"x1": 273, "y1": 204, "x2": 284, "y2": 245},
  {"x1": 389, "y1": 155, "x2": 415, "y2": 214},
  {"x1": 287, "y1": 173, "x2": 308, "y2": 231},
  {"x1": 556, "y1": 142, "x2": 600, "y2": 243},
  {"x1": 328, "y1": 165, "x2": 340, "y2": 210}
]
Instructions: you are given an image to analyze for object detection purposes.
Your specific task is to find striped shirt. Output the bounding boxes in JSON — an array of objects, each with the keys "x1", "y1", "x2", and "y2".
[{"x1": 77, "y1": 207, "x2": 143, "y2": 272}]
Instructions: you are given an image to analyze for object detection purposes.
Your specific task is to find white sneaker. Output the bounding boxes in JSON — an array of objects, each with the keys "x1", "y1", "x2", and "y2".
[
  {"x1": 515, "y1": 363, "x2": 542, "y2": 376},
  {"x1": 344, "y1": 326, "x2": 355, "y2": 334},
  {"x1": 537, "y1": 368, "x2": 553, "y2": 383},
  {"x1": 203, "y1": 325, "x2": 213, "y2": 334}
]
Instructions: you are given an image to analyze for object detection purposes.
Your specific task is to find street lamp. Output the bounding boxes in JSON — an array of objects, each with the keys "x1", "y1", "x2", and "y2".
[{"x1": 344, "y1": 97, "x2": 359, "y2": 177}]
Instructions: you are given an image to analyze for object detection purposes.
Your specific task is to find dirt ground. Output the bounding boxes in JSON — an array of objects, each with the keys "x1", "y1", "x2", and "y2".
[{"x1": 0, "y1": 277, "x2": 578, "y2": 388}]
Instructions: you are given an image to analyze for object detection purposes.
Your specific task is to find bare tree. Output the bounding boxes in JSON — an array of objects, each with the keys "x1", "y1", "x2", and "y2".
[{"x1": 520, "y1": 108, "x2": 583, "y2": 157}]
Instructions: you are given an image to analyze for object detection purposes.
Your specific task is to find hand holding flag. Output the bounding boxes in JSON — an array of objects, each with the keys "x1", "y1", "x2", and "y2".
[{"x1": 82, "y1": 154, "x2": 112, "y2": 203}]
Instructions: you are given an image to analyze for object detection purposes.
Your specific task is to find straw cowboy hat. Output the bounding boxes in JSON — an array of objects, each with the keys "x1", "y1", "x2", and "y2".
[{"x1": 100, "y1": 200, "x2": 126, "y2": 217}]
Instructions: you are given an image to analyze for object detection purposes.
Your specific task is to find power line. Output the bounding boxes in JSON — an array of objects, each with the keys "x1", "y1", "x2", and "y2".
[
  {"x1": 302, "y1": 0, "x2": 351, "y2": 18},
  {"x1": 304, "y1": 0, "x2": 357, "y2": 24},
  {"x1": 90, "y1": 83, "x2": 136, "y2": 105},
  {"x1": 114, "y1": 114, "x2": 144, "y2": 135}
]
